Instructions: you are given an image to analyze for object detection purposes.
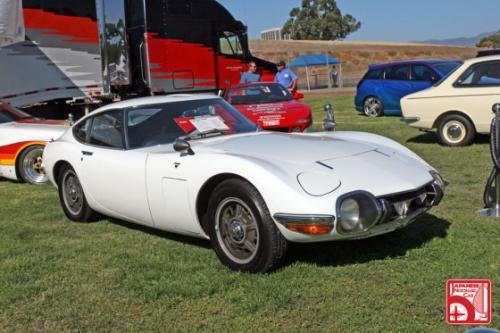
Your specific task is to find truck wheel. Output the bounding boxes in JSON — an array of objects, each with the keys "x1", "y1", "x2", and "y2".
[
  {"x1": 57, "y1": 165, "x2": 99, "y2": 222},
  {"x1": 17, "y1": 144, "x2": 48, "y2": 184},
  {"x1": 207, "y1": 179, "x2": 288, "y2": 273},
  {"x1": 437, "y1": 114, "x2": 475, "y2": 146},
  {"x1": 363, "y1": 96, "x2": 384, "y2": 117}
]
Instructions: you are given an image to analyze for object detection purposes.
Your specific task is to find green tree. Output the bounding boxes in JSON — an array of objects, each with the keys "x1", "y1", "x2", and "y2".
[
  {"x1": 282, "y1": 0, "x2": 361, "y2": 40},
  {"x1": 477, "y1": 30, "x2": 500, "y2": 48}
]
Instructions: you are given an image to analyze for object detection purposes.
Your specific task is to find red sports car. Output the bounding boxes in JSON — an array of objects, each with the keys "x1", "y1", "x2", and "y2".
[{"x1": 224, "y1": 82, "x2": 312, "y2": 132}]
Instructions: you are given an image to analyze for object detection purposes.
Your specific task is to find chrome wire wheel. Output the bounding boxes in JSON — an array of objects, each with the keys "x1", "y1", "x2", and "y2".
[
  {"x1": 363, "y1": 97, "x2": 383, "y2": 117},
  {"x1": 20, "y1": 146, "x2": 48, "y2": 184},
  {"x1": 215, "y1": 197, "x2": 260, "y2": 265},
  {"x1": 61, "y1": 169, "x2": 84, "y2": 216},
  {"x1": 442, "y1": 120, "x2": 466, "y2": 144}
]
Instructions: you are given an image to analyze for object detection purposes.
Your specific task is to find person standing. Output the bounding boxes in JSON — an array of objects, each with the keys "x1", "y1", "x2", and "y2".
[
  {"x1": 274, "y1": 60, "x2": 298, "y2": 92},
  {"x1": 240, "y1": 61, "x2": 261, "y2": 83},
  {"x1": 330, "y1": 65, "x2": 338, "y2": 87}
]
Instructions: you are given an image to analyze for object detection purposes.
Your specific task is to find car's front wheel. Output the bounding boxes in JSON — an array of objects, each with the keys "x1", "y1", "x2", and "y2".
[
  {"x1": 363, "y1": 96, "x2": 384, "y2": 117},
  {"x1": 437, "y1": 114, "x2": 475, "y2": 146},
  {"x1": 207, "y1": 179, "x2": 288, "y2": 273},
  {"x1": 17, "y1": 144, "x2": 48, "y2": 184},
  {"x1": 57, "y1": 164, "x2": 99, "y2": 222}
]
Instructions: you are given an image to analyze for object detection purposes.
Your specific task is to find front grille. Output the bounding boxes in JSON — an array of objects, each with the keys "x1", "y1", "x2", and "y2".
[{"x1": 377, "y1": 183, "x2": 438, "y2": 225}]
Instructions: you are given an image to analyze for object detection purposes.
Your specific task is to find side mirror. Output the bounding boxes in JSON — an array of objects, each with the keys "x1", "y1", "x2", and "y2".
[
  {"x1": 174, "y1": 139, "x2": 194, "y2": 155},
  {"x1": 293, "y1": 91, "x2": 304, "y2": 100},
  {"x1": 493, "y1": 103, "x2": 500, "y2": 114}
]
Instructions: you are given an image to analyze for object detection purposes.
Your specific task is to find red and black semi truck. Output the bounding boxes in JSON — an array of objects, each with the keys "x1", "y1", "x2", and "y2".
[{"x1": 0, "y1": 0, "x2": 275, "y2": 108}]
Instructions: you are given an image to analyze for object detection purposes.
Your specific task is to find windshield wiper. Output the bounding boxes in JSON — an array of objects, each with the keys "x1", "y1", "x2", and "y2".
[{"x1": 182, "y1": 128, "x2": 227, "y2": 141}]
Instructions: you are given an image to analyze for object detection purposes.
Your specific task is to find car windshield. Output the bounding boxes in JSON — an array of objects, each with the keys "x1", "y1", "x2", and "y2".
[
  {"x1": 126, "y1": 98, "x2": 257, "y2": 149},
  {"x1": 433, "y1": 62, "x2": 463, "y2": 87},
  {"x1": 432, "y1": 61, "x2": 462, "y2": 75},
  {"x1": 0, "y1": 103, "x2": 32, "y2": 124},
  {"x1": 227, "y1": 84, "x2": 293, "y2": 105}
]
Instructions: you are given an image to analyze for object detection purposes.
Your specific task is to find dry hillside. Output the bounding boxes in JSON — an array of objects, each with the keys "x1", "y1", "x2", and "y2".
[{"x1": 250, "y1": 40, "x2": 479, "y2": 88}]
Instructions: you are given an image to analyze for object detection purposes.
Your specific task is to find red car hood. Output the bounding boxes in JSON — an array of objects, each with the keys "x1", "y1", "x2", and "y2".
[
  {"x1": 234, "y1": 100, "x2": 311, "y2": 122},
  {"x1": 17, "y1": 118, "x2": 67, "y2": 125}
]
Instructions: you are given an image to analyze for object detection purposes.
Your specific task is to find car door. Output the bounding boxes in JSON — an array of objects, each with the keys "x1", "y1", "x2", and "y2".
[
  {"x1": 452, "y1": 60, "x2": 500, "y2": 132},
  {"x1": 411, "y1": 64, "x2": 438, "y2": 92},
  {"x1": 78, "y1": 109, "x2": 153, "y2": 226},
  {"x1": 383, "y1": 65, "x2": 412, "y2": 113}
]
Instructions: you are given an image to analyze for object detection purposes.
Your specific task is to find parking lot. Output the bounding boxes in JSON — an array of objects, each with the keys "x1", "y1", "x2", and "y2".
[{"x1": 1, "y1": 93, "x2": 498, "y2": 332}]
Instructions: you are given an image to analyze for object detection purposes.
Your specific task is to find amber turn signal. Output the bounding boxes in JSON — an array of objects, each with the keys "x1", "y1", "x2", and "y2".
[{"x1": 285, "y1": 224, "x2": 333, "y2": 235}]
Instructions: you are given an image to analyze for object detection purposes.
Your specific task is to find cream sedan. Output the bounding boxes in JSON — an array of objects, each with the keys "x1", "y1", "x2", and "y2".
[{"x1": 401, "y1": 55, "x2": 500, "y2": 146}]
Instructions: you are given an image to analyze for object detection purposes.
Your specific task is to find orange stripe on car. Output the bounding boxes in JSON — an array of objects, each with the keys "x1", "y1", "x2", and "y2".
[{"x1": 0, "y1": 141, "x2": 46, "y2": 166}]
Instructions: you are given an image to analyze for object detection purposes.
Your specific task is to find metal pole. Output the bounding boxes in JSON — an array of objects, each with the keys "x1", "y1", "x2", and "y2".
[
  {"x1": 477, "y1": 103, "x2": 500, "y2": 217},
  {"x1": 305, "y1": 66, "x2": 311, "y2": 91}
]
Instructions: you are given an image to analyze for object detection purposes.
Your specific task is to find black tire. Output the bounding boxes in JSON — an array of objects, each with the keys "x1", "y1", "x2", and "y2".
[
  {"x1": 437, "y1": 114, "x2": 475, "y2": 146},
  {"x1": 207, "y1": 179, "x2": 288, "y2": 273},
  {"x1": 57, "y1": 164, "x2": 99, "y2": 222},
  {"x1": 17, "y1": 144, "x2": 48, "y2": 184},
  {"x1": 363, "y1": 96, "x2": 384, "y2": 117}
]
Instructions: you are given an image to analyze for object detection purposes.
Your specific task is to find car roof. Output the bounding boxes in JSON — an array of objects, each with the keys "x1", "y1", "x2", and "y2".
[
  {"x1": 369, "y1": 59, "x2": 460, "y2": 69},
  {"x1": 462, "y1": 54, "x2": 500, "y2": 65},
  {"x1": 94, "y1": 94, "x2": 220, "y2": 114}
]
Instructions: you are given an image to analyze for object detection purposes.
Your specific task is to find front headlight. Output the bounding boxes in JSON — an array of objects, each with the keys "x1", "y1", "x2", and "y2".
[
  {"x1": 430, "y1": 171, "x2": 446, "y2": 189},
  {"x1": 337, "y1": 191, "x2": 384, "y2": 234}
]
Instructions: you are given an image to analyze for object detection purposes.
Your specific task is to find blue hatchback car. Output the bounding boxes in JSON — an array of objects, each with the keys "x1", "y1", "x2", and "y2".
[{"x1": 355, "y1": 60, "x2": 462, "y2": 117}]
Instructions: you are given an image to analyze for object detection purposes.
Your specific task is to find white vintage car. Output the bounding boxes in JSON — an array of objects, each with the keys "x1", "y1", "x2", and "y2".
[
  {"x1": 401, "y1": 55, "x2": 500, "y2": 146},
  {"x1": 43, "y1": 95, "x2": 445, "y2": 272},
  {"x1": 0, "y1": 101, "x2": 67, "y2": 184}
]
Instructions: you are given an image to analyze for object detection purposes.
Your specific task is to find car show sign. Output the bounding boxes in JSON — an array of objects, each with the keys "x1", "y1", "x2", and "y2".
[{"x1": 446, "y1": 279, "x2": 491, "y2": 325}]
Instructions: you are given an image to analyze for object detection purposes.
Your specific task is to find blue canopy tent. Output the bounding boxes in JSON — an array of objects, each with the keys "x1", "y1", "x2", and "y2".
[{"x1": 288, "y1": 54, "x2": 342, "y2": 91}]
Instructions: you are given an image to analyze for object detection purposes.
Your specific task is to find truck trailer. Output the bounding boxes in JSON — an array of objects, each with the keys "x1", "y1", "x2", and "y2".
[{"x1": 0, "y1": 0, "x2": 275, "y2": 107}]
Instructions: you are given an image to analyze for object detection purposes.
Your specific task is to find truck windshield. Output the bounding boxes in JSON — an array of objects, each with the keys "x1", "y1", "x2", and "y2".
[{"x1": 219, "y1": 31, "x2": 244, "y2": 57}]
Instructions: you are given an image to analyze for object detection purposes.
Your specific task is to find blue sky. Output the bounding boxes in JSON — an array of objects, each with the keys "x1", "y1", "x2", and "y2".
[{"x1": 217, "y1": 0, "x2": 499, "y2": 41}]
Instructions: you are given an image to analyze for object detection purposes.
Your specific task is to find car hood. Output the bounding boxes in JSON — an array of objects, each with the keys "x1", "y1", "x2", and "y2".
[
  {"x1": 234, "y1": 100, "x2": 310, "y2": 117},
  {"x1": 197, "y1": 132, "x2": 375, "y2": 164},
  {"x1": 194, "y1": 132, "x2": 433, "y2": 195},
  {"x1": 4, "y1": 121, "x2": 68, "y2": 137}
]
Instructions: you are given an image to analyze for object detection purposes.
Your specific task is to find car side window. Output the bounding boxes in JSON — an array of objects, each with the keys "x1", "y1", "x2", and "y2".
[
  {"x1": 73, "y1": 118, "x2": 92, "y2": 143},
  {"x1": 385, "y1": 65, "x2": 410, "y2": 81},
  {"x1": 455, "y1": 61, "x2": 500, "y2": 87},
  {"x1": 88, "y1": 110, "x2": 124, "y2": 149},
  {"x1": 412, "y1": 65, "x2": 438, "y2": 82},
  {"x1": 365, "y1": 68, "x2": 384, "y2": 80}
]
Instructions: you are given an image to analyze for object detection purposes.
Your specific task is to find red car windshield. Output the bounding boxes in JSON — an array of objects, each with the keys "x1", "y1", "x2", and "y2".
[
  {"x1": 227, "y1": 84, "x2": 293, "y2": 105},
  {"x1": 0, "y1": 103, "x2": 32, "y2": 124}
]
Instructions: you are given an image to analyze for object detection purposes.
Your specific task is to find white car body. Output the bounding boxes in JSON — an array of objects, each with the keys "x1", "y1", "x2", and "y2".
[
  {"x1": 43, "y1": 95, "x2": 445, "y2": 271},
  {"x1": 401, "y1": 55, "x2": 500, "y2": 144},
  {"x1": 0, "y1": 102, "x2": 67, "y2": 182}
]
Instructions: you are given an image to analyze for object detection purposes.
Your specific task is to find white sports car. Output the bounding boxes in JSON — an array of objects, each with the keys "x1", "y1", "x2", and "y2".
[
  {"x1": 43, "y1": 95, "x2": 445, "y2": 272},
  {"x1": 0, "y1": 101, "x2": 67, "y2": 184}
]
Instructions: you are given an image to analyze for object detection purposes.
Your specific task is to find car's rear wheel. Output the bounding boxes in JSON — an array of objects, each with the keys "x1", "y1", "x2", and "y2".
[
  {"x1": 437, "y1": 114, "x2": 475, "y2": 146},
  {"x1": 207, "y1": 179, "x2": 288, "y2": 273},
  {"x1": 17, "y1": 144, "x2": 48, "y2": 184},
  {"x1": 57, "y1": 165, "x2": 99, "y2": 222},
  {"x1": 363, "y1": 96, "x2": 384, "y2": 117}
]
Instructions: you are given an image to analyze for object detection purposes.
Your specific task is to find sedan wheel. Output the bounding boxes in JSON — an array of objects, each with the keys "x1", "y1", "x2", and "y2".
[
  {"x1": 207, "y1": 179, "x2": 288, "y2": 273},
  {"x1": 18, "y1": 145, "x2": 48, "y2": 184},
  {"x1": 363, "y1": 97, "x2": 384, "y2": 117},
  {"x1": 57, "y1": 165, "x2": 99, "y2": 222},
  {"x1": 437, "y1": 114, "x2": 475, "y2": 146}
]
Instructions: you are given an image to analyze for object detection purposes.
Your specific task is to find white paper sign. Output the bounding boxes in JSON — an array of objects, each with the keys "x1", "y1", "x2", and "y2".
[{"x1": 190, "y1": 116, "x2": 230, "y2": 133}]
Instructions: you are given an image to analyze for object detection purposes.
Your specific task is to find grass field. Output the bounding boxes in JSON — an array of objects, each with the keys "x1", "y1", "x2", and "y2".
[{"x1": 1, "y1": 94, "x2": 499, "y2": 332}]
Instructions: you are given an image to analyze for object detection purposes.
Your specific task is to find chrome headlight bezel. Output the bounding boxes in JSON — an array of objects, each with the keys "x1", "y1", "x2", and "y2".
[{"x1": 336, "y1": 191, "x2": 385, "y2": 234}]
